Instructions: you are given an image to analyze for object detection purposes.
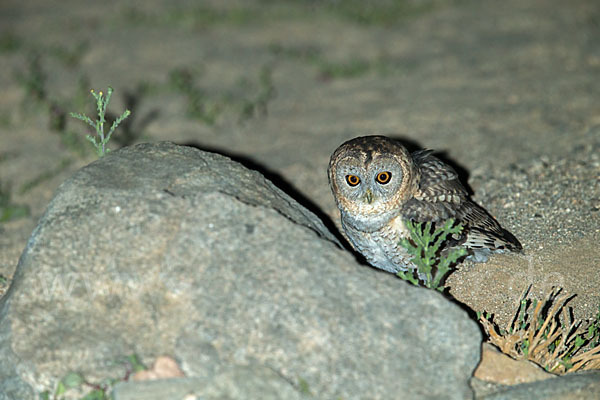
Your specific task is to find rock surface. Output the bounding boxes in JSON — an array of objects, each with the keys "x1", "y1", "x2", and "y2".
[
  {"x1": 473, "y1": 343, "x2": 554, "y2": 385},
  {"x1": 0, "y1": 143, "x2": 480, "y2": 399},
  {"x1": 477, "y1": 371, "x2": 600, "y2": 400},
  {"x1": 114, "y1": 366, "x2": 309, "y2": 400}
]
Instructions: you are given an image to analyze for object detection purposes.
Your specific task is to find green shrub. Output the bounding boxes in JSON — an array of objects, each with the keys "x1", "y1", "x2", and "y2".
[
  {"x1": 70, "y1": 87, "x2": 131, "y2": 157},
  {"x1": 397, "y1": 219, "x2": 467, "y2": 291}
]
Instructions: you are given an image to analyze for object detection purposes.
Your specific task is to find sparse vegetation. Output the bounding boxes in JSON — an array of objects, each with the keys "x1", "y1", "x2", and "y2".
[
  {"x1": 0, "y1": 31, "x2": 23, "y2": 53},
  {"x1": 40, "y1": 354, "x2": 145, "y2": 400},
  {"x1": 168, "y1": 67, "x2": 222, "y2": 125},
  {"x1": 401, "y1": 220, "x2": 600, "y2": 373},
  {"x1": 122, "y1": 4, "x2": 260, "y2": 29},
  {"x1": 319, "y1": 0, "x2": 438, "y2": 25},
  {"x1": 0, "y1": 182, "x2": 30, "y2": 222},
  {"x1": 479, "y1": 286, "x2": 600, "y2": 374},
  {"x1": 70, "y1": 87, "x2": 131, "y2": 157},
  {"x1": 46, "y1": 41, "x2": 89, "y2": 68},
  {"x1": 397, "y1": 219, "x2": 467, "y2": 291},
  {"x1": 237, "y1": 64, "x2": 276, "y2": 121},
  {"x1": 120, "y1": 0, "x2": 440, "y2": 31},
  {"x1": 298, "y1": 377, "x2": 312, "y2": 396},
  {"x1": 12, "y1": 49, "x2": 94, "y2": 158},
  {"x1": 17, "y1": 52, "x2": 47, "y2": 103},
  {"x1": 318, "y1": 59, "x2": 372, "y2": 80},
  {"x1": 269, "y1": 43, "x2": 369, "y2": 79},
  {"x1": 168, "y1": 64, "x2": 276, "y2": 124},
  {"x1": 268, "y1": 42, "x2": 398, "y2": 80}
]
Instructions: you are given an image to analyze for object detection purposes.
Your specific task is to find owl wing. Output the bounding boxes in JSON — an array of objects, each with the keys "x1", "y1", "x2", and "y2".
[
  {"x1": 401, "y1": 150, "x2": 522, "y2": 251},
  {"x1": 400, "y1": 150, "x2": 467, "y2": 222}
]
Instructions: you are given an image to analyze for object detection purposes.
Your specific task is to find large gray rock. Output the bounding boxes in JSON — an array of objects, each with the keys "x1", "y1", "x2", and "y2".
[
  {"x1": 113, "y1": 365, "x2": 310, "y2": 400},
  {"x1": 0, "y1": 142, "x2": 480, "y2": 399}
]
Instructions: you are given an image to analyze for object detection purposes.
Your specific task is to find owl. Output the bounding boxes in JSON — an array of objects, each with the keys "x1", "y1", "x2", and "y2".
[{"x1": 328, "y1": 135, "x2": 522, "y2": 275}]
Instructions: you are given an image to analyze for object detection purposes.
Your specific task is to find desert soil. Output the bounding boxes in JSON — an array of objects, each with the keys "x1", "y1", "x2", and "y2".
[{"x1": 0, "y1": 0, "x2": 599, "y2": 327}]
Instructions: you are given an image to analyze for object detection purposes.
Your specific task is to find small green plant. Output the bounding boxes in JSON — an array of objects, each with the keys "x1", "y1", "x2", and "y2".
[
  {"x1": 268, "y1": 43, "x2": 373, "y2": 80},
  {"x1": 297, "y1": 377, "x2": 312, "y2": 396},
  {"x1": 40, "y1": 354, "x2": 145, "y2": 400},
  {"x1": 17, "y1": 52, "x2": 47, "y2": 103},
  {"x1": 168, "y1": 65, "x2": 276, "y2": 125},
  {"x1": 0, "y1": 182, "x2": 30, "y2": 222},
  {"x1": 0, "y1": 31, "x2": 22, "y2": 53},
  {"x1": 397, "y1": 219, "x2": 467, "y2": 291},
  {"x1": 324, "y1": 0, "x2": 437, "y2": 25},
  {"x1": 47, "y1": 41, "x2": 89, "y2": 68},
  {"x1": 318, "y1": 59, "x2": 371, "y2": 80},
  {"x1": 70, "y1": 87, "x2": 131, "y2": 157},
  {"x1": 168, "y1": 67, "x2": 222, "y2": 125},
  {"x1": 237, "y1": 65, "x2": 276, "y2": 121},
  {"x1": 480, "y1": 286, "x2": 600, "y2": 374},
  {"x1": 269, "y1": 42, "x2": 399, "y2": 80},
  {"x1": 124, "y1": 4, "x2": 258, "y2": 29}
]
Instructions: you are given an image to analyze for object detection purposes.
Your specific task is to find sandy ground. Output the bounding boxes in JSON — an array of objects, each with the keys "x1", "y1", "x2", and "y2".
[{"x1": 1, "y1": 0, "x2": 599, "y2": 329}]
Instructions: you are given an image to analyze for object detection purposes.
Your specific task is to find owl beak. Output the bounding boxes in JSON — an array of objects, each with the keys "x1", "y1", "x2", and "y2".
[{"x1": 364, "y1": 189, "x2": 374, "y2": 204}]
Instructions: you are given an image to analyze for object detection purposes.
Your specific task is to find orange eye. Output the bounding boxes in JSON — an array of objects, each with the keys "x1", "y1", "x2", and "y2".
[
  {"x1": 345, "y1": 175, "x2": 361, "y2": 187},
  {"x1": 376, "y1": 171, "x2": 392, "y2": 184}
]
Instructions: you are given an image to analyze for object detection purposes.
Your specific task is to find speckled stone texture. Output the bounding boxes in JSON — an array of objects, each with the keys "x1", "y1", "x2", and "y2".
[
  {"x1": 0, "y1": 0, "x2": 598, "y2": 397},
  {"x1": 0, "y1": 143, "x2": 480, "y2": 399}
]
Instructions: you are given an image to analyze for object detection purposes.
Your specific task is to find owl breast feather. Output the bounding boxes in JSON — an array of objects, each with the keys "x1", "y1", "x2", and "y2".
[{"x1": 342, "y1": 215, "x2": 415, "y2": 274}]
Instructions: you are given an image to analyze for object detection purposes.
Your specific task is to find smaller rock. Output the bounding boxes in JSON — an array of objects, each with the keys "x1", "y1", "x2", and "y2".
[
  {"x1": 474, "y1": 343, "x2": 554, "y2": 385},
  {"x1": 133, "y1": 356, "x2": 185, "y2": 381}
]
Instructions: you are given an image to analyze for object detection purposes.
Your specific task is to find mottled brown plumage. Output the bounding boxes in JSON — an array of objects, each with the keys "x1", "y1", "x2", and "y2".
[{"x1": 328, "y1": 135, "x2": 521, "y2": 275}]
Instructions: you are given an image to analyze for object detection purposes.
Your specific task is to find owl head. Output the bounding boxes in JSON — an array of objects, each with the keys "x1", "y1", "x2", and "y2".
[{"x1": 328, "y1": 136, "x2": 418, "y2": 231}]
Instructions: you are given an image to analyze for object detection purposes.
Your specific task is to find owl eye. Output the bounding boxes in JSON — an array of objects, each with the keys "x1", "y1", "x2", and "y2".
[
  {"x1": 376, "y1": 171, "x2": 392, "y2": 185},
  {"x1": 345, "y1": 174, "x2": 361, "y2": 187}
]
